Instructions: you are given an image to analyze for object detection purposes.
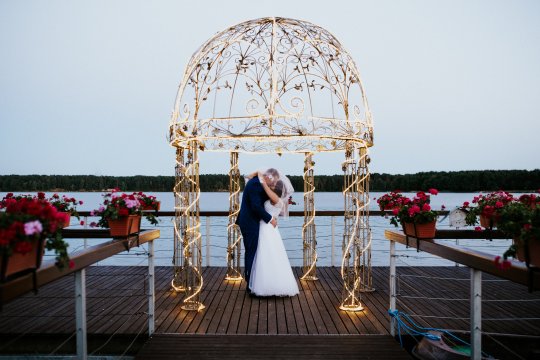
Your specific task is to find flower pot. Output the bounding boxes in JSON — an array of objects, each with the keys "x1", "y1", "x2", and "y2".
[
  {"x1": 480, "y1": 214, "x2": 497, "y2": 228},
  {"x1": 1, "y1": 238, "x2": 45, "y2": 283},
  {"x1": 403, "y1": 221, "x2": 437, "y2": 239},
  {"x1": 108, "y1": 215, "x2": 141, "y2": 237},
  {"x1": 60, "y1": 212, "x2": 71, "y2": 228},
  {"x1": 514, "y1": 238, "x2": 540, "y2": 267}
]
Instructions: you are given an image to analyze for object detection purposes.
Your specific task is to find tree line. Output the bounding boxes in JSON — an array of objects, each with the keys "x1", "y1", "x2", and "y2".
[{"x1": 0, "y1": 170, "x2": 538, "y2": 192}]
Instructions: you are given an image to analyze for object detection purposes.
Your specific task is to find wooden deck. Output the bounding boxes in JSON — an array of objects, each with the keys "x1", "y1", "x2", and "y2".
[{"x1": 1, "y1": 266, "x2": 539, "y2": 358}]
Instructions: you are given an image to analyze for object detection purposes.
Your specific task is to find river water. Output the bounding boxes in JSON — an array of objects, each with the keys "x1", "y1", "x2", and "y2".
[{"x1": 1, "y1": 191, "x2": 517, "y2": 267}]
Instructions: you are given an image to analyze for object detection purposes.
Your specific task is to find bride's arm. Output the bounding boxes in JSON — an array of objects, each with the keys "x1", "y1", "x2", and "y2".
[
  {"x1": 259, "y1": 177, "x2": 281, "y2": 205},
  {"x1": 245, "y1": 171, "x2": 259, "y2": 180}
]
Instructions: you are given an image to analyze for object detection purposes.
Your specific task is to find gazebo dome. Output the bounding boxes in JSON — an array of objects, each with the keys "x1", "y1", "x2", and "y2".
[{"x1": 169, "y1": 17, "x2": 373, "y2": 153}]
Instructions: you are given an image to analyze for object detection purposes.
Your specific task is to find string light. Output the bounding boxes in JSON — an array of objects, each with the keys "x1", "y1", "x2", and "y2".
[
  {"x1": 301, "y1": 152, "x2": 318, "y2": 281},
  {"x1": 225, "y1": 152, "x2": 243, "y2": 281},
  {"x1": 168, "y1": 17, "x2": 374, "y2": 313}
]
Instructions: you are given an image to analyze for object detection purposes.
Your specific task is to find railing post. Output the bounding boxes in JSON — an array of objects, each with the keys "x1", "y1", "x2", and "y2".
[
  {"x1": 470, "y1": 267, "x2": 482, "y2": 360},
  {"x1": 389, "y1": 240, "x2": 397, "y2": 337},
  {"x1": 206, "y1": 216, "x2": 211, "y2": 267},
  {"x1": 75, "y1": 269, "x2": 87, "y2": 360},
  {"x1": 148, "y1": 240, "x2": 155, "y2": 336},
  {"x1": 331, "y1": 216, "x2": 335, "y2": 267}
]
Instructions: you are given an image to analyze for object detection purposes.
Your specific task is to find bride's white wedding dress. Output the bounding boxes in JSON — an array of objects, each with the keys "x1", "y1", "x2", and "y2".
[{"x1": 249, "y1": 200, "x2": 299, "y2": 297}]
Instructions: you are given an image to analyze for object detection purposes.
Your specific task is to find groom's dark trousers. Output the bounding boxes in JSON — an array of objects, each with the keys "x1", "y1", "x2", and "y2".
[{"x1": 236, "y1": 177, "x2": 272, "y2": 288}]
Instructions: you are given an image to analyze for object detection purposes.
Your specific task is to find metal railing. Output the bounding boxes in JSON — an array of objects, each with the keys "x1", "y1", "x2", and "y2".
[{"x1": 385, "y1": 229, "x2": 540, "y2": 360}]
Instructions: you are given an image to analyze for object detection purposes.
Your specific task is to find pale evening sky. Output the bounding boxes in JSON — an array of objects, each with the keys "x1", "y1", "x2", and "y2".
[{"x1": 1, "y1": 0, "x2": 539, "y2": 176}]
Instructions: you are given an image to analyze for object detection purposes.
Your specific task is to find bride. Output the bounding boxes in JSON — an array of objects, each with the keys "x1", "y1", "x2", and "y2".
[{"x1": 247, "y1": 170, "x2": 299, "y2": 297}]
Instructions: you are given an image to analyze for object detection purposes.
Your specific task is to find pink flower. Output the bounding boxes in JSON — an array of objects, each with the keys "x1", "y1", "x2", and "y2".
[
  {"x1": 24, "y1": 220, "x2": 43, "y2": 236},
  {"x1": 463, "y1": 201, "x2": 469, "y2": 207},
  {"x1": 79, "y1": 200, "x2": 84, "y2": 205},
  {"x1": 125, "y1": 198, "x2": 139, "y2": 208},
  {"x1": 80, "y1": 220, "x2": 85, "y2": 226},
  {"x1": 90, "y1": 210, "x2": 95, "y2": 216},
  {"x1": 474, "y1": 226, "x2": 482, "y2": 232},
  {"x1": 428, "y1": 188, "x2": 438, "y2": 195},
  {"x1": 441, "y1": 205, "x2": 446, "y2": 210},
  {"x1": 392, "y1": 208, "x2": 399, "y2": 215},
  {"x1": 422, "y1": 203, "x2": 431, "y2": 212},
  {"x1": 90, "y1": 221, "x2": 97, "y2": 227},
  {"x1": 495, "y1": 201, "x2": 504, "y2": 209}
]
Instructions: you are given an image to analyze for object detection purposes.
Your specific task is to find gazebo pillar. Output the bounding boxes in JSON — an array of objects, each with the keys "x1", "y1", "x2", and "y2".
[
  {"x1": 172, "y1": 141, "x2": 204, "y2": 311},
  {"x1": 340, "y1": 141, "x2": 373, "y2": 311},
  {"x1": 172, "y1": 147, "x2": 187, "y2": 292},
  {"x1": 225, "y1": 152, "x2": 242, "y2": 281},
  {"x1": 358, "y1": 146, "x2": 374, "y2": 292},
  {"x1": 301, "y1": 152, "x2": 318, "y2": 281}
]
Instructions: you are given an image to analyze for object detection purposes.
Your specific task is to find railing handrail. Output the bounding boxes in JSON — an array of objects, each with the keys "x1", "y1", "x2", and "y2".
[
  {"x1": 0, "y1": 229, "x2": 160, "y2": 305},
  {"x1": 77, "y1": 210, "x2": 451, "y2": 217},
  {"x1": 384, "y1": 229, "x2": 539, "y2": 289}
]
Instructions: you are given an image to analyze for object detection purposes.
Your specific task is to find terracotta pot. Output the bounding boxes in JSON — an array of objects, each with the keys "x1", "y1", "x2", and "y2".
[
  {"x1": 60, "y1": 212, "x2": 71, "y2": 228},
  {"x1": 108, "y1": 215, "x2": 141, "y2": 237},
  {"x1": 480, "y1": 214, "x2": 497, "y2": 228},
  {"x1": 514, "y1": 238, "x2": 540, "y2": 267},
  {"x1": 403, "y1": 221, "x2": 437, "y2": 239},
  {"x1": 1, "y1": 238, "x2": 45, "y2": 282}
]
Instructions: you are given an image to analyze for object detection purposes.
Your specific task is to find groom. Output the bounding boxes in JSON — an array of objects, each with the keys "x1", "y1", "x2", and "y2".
[{"x1": 236, "y1": 168, "x2": 279, "y2": 294}]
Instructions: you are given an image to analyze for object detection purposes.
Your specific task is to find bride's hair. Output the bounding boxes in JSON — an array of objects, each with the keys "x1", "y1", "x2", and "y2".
[{"x1": 273, "y1": 180, "x2": 284, "y2": 198}]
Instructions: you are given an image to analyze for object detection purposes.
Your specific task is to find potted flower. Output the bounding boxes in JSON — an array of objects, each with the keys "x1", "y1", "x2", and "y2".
[
  {"x1": 496, "y1": 195, "x2": 540, "y2": 268},
  {"x1": 135, "y1": 192, "x2": 160, "y2": 211},
  {"x1": 46, "y1": 193, "x2": 83, "y2": 228},
  {"x1": 90, "y1": 190, "x2": 158, "y2": 237},
  {"x1": 377, "y1": 189, "x2": 441, "y2": 238},
  {"x1": 1, "y1": 195, "x2": 72, "y2": 284},
  {"x1": 463, "y1": 191, "x2": 514, "y2": 229}
]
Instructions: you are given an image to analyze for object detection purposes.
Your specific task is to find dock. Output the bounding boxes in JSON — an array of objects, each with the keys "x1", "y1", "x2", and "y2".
[{"x1": 1, "y1": 265, "x2": 539, "y2": 358}]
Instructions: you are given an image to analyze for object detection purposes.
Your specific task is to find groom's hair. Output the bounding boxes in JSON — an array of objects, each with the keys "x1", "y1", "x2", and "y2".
[
  {"x1": 274, "y1": 180, "x2": 284, "y2": 198},
  {"x1": 265, "y1": 168, "x2": 279, "y2": 179}
]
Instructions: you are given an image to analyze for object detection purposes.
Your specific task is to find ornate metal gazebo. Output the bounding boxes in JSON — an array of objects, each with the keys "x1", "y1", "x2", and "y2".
[{"x1": 168, "y1": 17, "x2": 374, "y2": 312}]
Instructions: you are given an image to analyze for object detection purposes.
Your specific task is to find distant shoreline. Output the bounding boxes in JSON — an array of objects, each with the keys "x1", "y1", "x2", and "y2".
[{"x1": 0, "y1": 170, "x2": 539, "y2": 192}]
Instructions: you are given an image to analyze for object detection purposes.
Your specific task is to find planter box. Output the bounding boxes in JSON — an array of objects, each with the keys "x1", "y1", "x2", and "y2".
[
  {"x1": 515, "y1": 238, "x2": 540, "y2": 267},
  {"x1": 108, "y1": 215, "x2": 141, "y2": 237},
  {"x1": 480, "y1": 214, "x2": 497, "y2": 229},
  {"x1": 1, "y1": 238, "x2": 44, "y2": 283},
  {"x1": 403, "y1": 221, "x2": 437, "y2": 239}
]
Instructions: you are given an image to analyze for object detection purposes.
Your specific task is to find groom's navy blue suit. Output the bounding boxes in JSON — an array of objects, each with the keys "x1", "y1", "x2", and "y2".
[{"x1": 236, "y1": 177, "x2": 272, "y2": 288}]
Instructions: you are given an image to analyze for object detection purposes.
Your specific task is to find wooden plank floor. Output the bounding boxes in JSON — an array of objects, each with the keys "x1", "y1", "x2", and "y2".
[
  {"x1": 1, "y1": 266, "x2": 540, "y2": 358},
  {"x1": 1, "y1": 266, "x2": 539, "y2": 337},
  {"x1": 135, "y1": 334, "x2": 412, "y2": 360}
]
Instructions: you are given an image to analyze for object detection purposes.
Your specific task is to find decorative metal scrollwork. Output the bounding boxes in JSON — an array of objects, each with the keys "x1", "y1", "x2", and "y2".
[
  {"x1": 226, "y1": 152, "x2": 242, "y2": 281},
  {"x1": 169, "y1": 17, "x2": 373, "y2": 154},
  {"x1": 169, "y1": 17, "x2": 373, "y2": 312}
]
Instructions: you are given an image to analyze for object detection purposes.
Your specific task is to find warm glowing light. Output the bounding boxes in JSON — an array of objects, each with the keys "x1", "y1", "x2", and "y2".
[
  {"x1": 301, "y1": 152, "x2": 318, "y2": 281},
  {"x1": 339, "y1": 144, "x2": 372, "y2": 311},
  {"x1": 225, "y1": 152, "x2": 243, "y2": 281}
]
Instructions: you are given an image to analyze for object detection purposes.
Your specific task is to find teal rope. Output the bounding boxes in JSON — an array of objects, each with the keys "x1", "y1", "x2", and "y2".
[{"x1": 388, "y1": 309, "x2": 473, "y2": 349}]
